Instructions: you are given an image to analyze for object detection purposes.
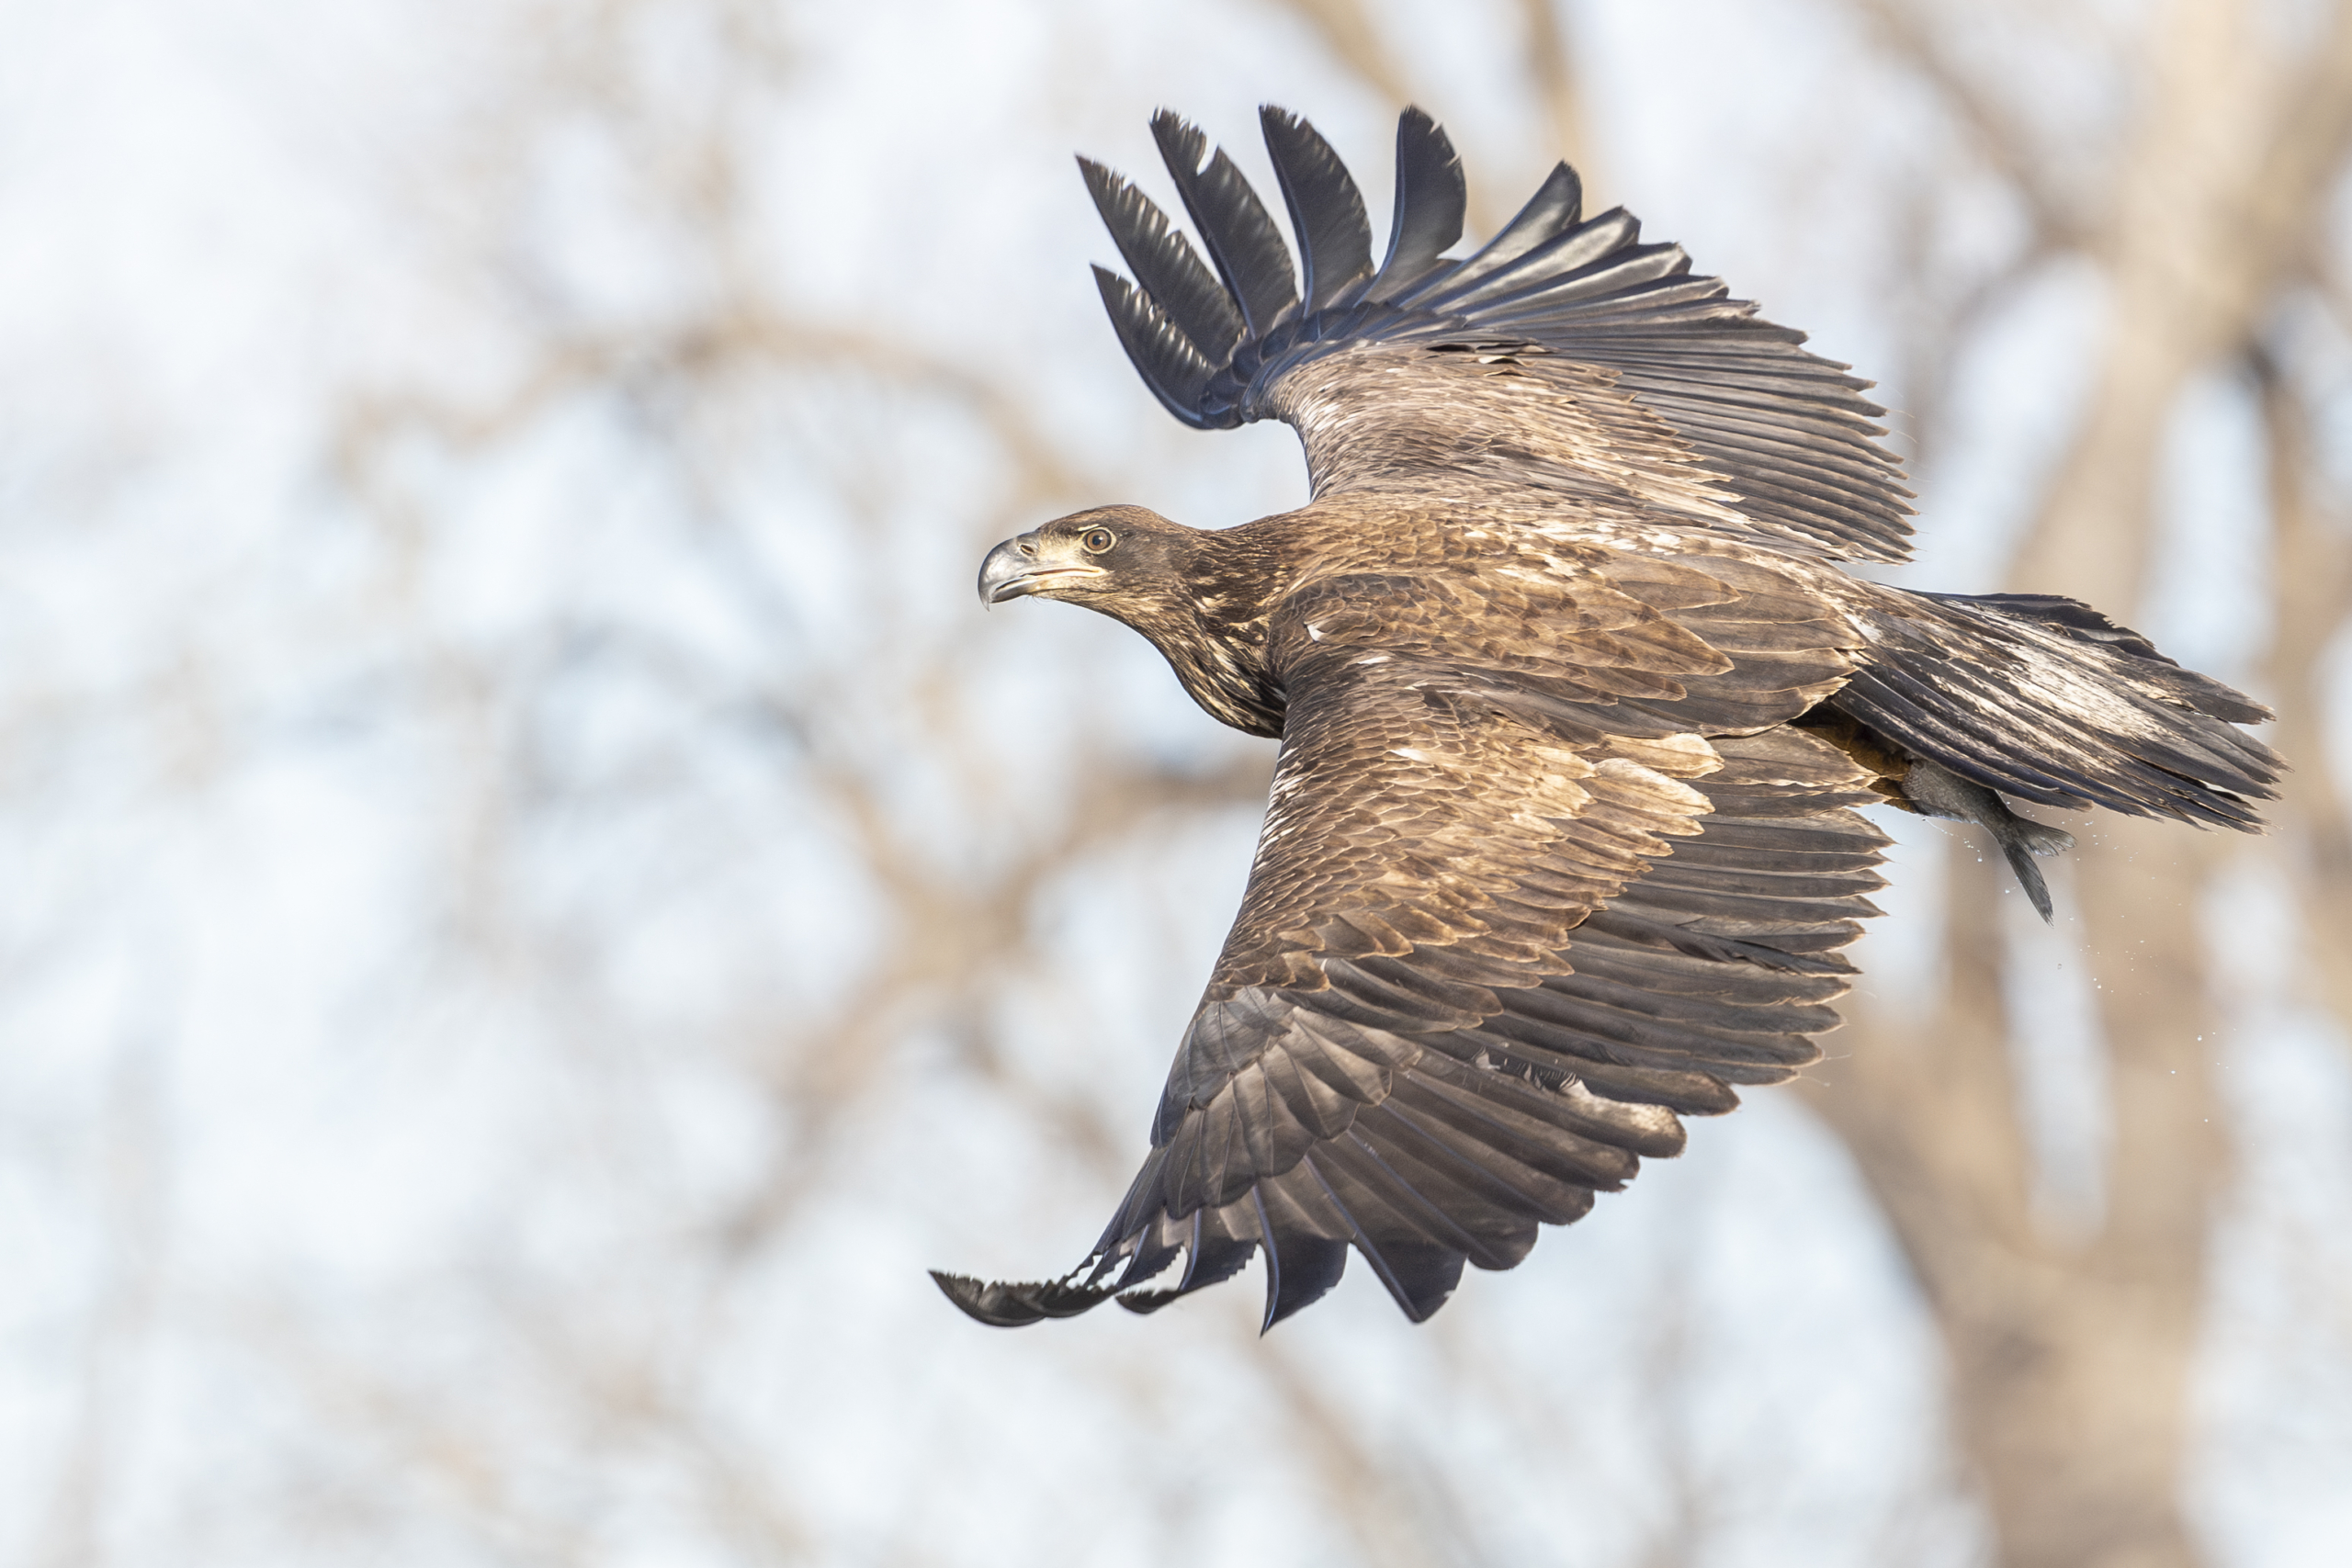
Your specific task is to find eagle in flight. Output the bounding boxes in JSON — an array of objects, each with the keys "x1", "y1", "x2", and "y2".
[{"x1": 935, "y1": 107, "x2": 2278, "y2": 1331}]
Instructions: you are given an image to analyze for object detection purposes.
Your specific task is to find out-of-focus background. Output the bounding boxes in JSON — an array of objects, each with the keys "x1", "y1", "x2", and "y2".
[{"x1": 6, "y1": 1, "x2": 2351, "y2": 1563}]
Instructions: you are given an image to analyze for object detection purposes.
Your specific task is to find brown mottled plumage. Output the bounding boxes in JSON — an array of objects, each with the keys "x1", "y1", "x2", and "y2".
[{"x1": 939, "y1": 107, "x2": 2281, "y2": 1330}]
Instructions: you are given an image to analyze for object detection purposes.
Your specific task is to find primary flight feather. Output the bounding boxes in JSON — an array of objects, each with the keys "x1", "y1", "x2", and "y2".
[{"x1": 937, "y1": 107, "x2": 2279, "y2": 1331}]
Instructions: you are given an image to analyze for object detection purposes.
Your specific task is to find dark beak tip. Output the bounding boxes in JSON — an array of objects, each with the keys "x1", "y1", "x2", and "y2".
[{"x1": 978, "y1": 537, "x2": 1025, "y2": 608}]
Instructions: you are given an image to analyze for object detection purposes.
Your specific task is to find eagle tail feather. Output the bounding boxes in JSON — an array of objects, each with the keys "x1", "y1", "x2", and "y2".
[{"x1": 1838, "y1": 589, "x2": 2282, "y2": 835}]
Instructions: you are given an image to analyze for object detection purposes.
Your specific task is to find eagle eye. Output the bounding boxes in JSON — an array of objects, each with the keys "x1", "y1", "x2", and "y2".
[{"x1": 1080, "y1": 527, "x2": 1116, "y2": 554}]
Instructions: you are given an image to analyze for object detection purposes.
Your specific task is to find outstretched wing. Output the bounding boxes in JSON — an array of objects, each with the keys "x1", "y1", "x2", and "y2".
[
  {"x1": 935, "y1": 549, "x2": 1888, "y2": 1328},
  {"x1": 1081, "y1": 107, "x2": 1913, "y2": 564}
]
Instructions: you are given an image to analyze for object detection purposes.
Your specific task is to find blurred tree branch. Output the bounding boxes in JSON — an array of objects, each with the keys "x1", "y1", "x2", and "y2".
[{"x1": 1844, "y1": 0, "x2": 2089, "y2": 248}]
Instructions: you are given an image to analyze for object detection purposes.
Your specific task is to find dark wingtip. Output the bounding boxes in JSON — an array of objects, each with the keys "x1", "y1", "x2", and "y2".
[
  {"x1": 1145, "y1": 108, "x2": 1298, "y2": 340},
  {"x1": 930, "y1": 1269, "x2": 1117, "y2": 1327},
  {"x1": 1257, "y1": 102, "x2": 1374, "y2": 313},
  {"x1": 1372, "y1": 105, "x2": 1465, "y2": 299},
  {"x1": 1257, "y1": 1198, "x2": 1351, "y2": 1334},
  {"x1": 1148, "y1": 107, "x2": 1206, "y2": 174},
  {"x1": 1089, "y1": 264, "x2": 1221, "y2": 427},
  {"x1": 931, "y1": 1269, "x2": 1044, "y2": 1326}
]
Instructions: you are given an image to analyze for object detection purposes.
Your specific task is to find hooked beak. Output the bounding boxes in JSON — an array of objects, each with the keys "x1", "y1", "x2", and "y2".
[{"x1": 978, "y1": 533, "x2": 1105, "y2": 606}]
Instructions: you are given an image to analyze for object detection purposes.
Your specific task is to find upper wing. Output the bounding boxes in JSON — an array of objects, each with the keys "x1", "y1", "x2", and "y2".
[
  {"x1": 1081, "y1": 107, "x2": 1914, "y2": 563},
  {"x1": 934, "y1": 552, "x2": 1887, "y2": 1328}
]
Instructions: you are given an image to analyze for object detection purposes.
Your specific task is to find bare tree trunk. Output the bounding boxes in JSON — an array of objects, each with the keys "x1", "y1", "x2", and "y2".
[
  {"x1": 1810, "y1": 842, "x2": 2223, "y2": 1568},
  {"x1": 2255, "y1": 356, "x2": 2352, "y2": 1024}
]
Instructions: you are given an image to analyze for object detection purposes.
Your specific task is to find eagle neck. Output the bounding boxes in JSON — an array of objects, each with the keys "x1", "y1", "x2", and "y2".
[{"x1": 1136, "y1": 525, "x2": 1286, "y2": 739}]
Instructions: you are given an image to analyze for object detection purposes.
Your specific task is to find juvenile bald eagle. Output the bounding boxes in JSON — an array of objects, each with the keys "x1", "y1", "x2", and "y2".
[{"x1": 936, "y1": 107, "x2": 2278, "y2": 1331}]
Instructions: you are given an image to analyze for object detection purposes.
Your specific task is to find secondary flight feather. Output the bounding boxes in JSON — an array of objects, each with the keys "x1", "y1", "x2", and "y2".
[{"x1": 937, "y1": 107, "x2": 2280, "y2": 1331}]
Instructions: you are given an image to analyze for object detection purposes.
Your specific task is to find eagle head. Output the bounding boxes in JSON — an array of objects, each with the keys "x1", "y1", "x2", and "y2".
[
  {"x1": 976, "y1": 505, "x2": 1192, "y2": 611},
  {"x1": 978, "y1": 503, "x2": 1284, "y2": 736}
]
